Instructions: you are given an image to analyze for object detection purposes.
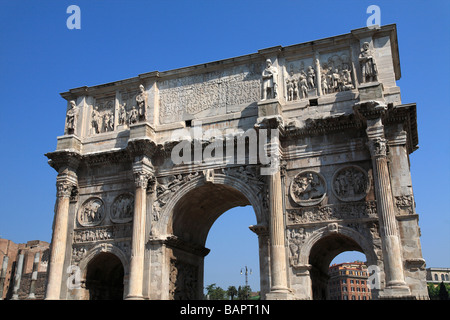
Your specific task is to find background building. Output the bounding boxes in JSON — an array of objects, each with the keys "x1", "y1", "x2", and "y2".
[
  {"x1": 0, "y1": 239, "x2": 49, "y2": 300},
  {"x1": 426, "y1": 268, "x2": 450, "y2": 284},
  {"x1": 328, "y1": 261, "x2": 372, "y2": 300}
]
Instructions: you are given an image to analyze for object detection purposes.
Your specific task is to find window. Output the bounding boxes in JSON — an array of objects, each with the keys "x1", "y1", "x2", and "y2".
[
  {"x1": 434, "y1": 274, "x2": 438, "y2": 281},
  {"x1": 446, "y1": 274, "x2": 449, "y2": 281},
  {"x1": 442, "y1": 274, "x2": 445, "y2": 281}
]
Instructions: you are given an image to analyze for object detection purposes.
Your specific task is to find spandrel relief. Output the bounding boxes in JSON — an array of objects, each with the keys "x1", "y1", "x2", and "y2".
[
  {"x1": 78, "y1": 197, "x2": 105, "y2": 226},
  {"x1": 290, "y1": 171, "x2": 326, "y2": 206},
  {"x1": 332, "y1": 166, "x2": 370, "y2": 202}
]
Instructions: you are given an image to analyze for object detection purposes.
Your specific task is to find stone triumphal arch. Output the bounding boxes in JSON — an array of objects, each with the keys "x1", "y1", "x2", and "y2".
[{"x1": 45, "y1": 25, "x2": 428, "y2": 300}]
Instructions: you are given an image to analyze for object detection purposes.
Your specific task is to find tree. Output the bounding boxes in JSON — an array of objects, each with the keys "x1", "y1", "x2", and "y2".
[
  {"x1": 205, "y1": 283, "x2": 226, "y2": 300},
  {"x1": 438, "y1": 282, "x2": 449, "y2": 300},
  {"x1": 237, "y1": 285, "x2": 252, "y2": 300},
  {"x1": 227, "y1": 286, "x2": 238, "y2": 300}
]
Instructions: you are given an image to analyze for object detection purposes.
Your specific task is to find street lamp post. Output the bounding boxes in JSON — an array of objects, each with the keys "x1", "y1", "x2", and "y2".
[{"x1": 240, "y1": 266, "x2": 252, "y2": 299}]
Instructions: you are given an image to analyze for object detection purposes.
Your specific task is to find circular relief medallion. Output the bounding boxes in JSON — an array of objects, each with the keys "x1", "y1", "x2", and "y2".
[
  {"x1": 332, "y1": 165, "x2": 370, "y2": 202},
  {"x1": 110, "y1": 193, "x2": 134, "y2": 223},
  {"x1": 290, "y1": 171, "x2": 327, "y2": 206},
  {"x1": 78, "y1": 197, "x2": 105, "y2": 226}
]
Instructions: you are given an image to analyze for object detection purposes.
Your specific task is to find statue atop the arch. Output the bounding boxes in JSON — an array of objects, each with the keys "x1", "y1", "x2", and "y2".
[{"x1": 261, "y1": 59, "x2": 278, "y2": 100}]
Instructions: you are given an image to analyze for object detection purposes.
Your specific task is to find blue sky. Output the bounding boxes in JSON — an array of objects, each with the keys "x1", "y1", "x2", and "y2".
[{"x1": 0, "y1": 0, "x2": 449, "y2": 293}]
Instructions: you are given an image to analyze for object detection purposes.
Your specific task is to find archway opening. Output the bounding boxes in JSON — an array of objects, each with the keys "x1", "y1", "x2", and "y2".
[
  {"x1": 85, "y1": 252, "x2": 124, "y2": 300},
  {"x1": 168, "y1": 182, "x2": 263, "y2": 300},
  {"x1": 308, "y1": 233, "x2": 367, "y2": 300},
  {"x1": 204, "y1": 205, "x2": 260, "y2": 299}
]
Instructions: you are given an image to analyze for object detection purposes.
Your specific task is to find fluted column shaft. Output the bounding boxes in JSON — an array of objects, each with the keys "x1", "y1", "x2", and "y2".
[
  {"x1": 126, "y1": 159, "x2": 152, "y2": 300},
  {"x1": 268, "y1": 169, "x2": 289, "y2": 293},
  {"x1": 45, "y1": 178, "x2": 76, "y2": 300}
]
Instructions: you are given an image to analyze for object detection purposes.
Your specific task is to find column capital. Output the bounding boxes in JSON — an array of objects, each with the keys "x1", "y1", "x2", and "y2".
[
  {"x1": 367, "y1": 137, "x2": 388, "y2": 159},
  {"x1": 132, "y1": 155, "x2": 154, "y2": 189}
]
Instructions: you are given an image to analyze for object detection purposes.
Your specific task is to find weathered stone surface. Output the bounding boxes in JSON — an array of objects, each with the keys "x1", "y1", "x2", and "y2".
[{"x1": 45, "y1": 24, "x2": 427, "y2": 300}]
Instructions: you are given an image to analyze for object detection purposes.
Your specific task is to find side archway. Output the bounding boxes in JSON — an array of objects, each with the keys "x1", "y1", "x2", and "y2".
[
  {"x1": 77, "y1": 244, "x2": 129, "y2": 300},
  {"x1": 298, "y1": 224, "x2": 378, "y2": 300}
]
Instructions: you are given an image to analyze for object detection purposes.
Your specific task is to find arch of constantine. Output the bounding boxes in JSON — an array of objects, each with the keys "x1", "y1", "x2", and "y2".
[{"x1": 45, "y1": 24, "x2": 428, "y2": 300}]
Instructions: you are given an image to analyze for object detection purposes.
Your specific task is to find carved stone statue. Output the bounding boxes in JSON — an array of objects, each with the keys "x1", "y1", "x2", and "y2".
[
  {"x1": 128, "y1": 106, "x2": 138, "y2": 125},
  {"x1": 65, "y1": 100, "x2": 78, "y2": 135},
  {"x1": 91, "y1": 106, "x2": 100, "y2": 134},
  {"x1": 359, "y1": 42, "x2": 378, "y2": 83},
  {"x1": 118, "y1": 103, "x2": 127, "y2": 125},
  {"x1": 261, "y1": 59, "x2": 278, "y2": 100},
  {"x1": 135, "y1": 84, "x2": 148, "y2": 121}
]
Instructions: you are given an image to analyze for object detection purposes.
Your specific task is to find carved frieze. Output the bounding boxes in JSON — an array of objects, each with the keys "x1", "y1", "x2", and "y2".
[
  {"x1": 332, "y1": 166, "x2": 370, "y2": 202},
  {"x1": 110, "y1": 193, "x2": 134, "y2": 223},
  {"x1": 287, "y1": 201, "x2": 377, "y2": 225},
  {"x1": 158, "y1": 63, "x2": 261, "y2": 123},
  {"x1": 289, "y1": 171, "x2": 327, "y2": 206},
  {"x1": 73, "y1": 223, "x2": 132, "y2": 243},
  {"x1": 78, "y1": 198, "x2": 105, "y2": 227}
]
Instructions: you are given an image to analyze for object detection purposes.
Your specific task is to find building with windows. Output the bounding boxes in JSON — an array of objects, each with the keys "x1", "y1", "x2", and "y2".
[
  {"x1": 426, "y1": 268, "x2": 450, "y2": 284},
  {"x1": 0, "y1": 239, "x2": 49, "y2": 300},
  {"x1": 328, "y1": 261, "x2": 372, "y2": 300}
]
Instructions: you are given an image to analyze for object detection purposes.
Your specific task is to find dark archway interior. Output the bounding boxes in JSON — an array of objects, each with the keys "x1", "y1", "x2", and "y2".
[
  {"x1": 85, "y1": 252, "x2": 124, "y2": 300},
  {"x1": 309, "y1": 233, "x2": 365, "y2": 300},
  {"x1": 171, "y1": 183, "x2": 251, "y2": 246}
]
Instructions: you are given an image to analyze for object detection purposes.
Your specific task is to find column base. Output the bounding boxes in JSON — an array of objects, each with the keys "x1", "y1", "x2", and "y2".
[
  {"x1": 379, "y1": 285, "x2": 413, "y2": 300},
  {"x1": 125, "y1": 295, "x2": 145, "y2": 300},
  {"x1": 266, "y1": 289, "x2": 295, "y2": 300}
]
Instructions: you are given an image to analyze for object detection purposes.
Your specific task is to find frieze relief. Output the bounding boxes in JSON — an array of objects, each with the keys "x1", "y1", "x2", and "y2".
[
  {"x1": 286, "y1": 201, "x2": 377, "y2": 225},
  {"x1": 158, "y1": 63, "x2": 262, "y2": 123},
  {"x1": 73, "y1": 223, "x2": 132, "y2": 244}
]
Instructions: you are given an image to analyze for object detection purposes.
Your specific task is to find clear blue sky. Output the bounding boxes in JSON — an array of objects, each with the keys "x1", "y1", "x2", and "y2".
[{"x1": 0, "y1": 0, "x2": 449, "y2": 293}]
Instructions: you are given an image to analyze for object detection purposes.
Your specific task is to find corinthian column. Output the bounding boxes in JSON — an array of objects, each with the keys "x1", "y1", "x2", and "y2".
[
  {"x1": 266, "y1": 168, "x2": 291, "y2": 298},
  {"x1": 45, "y1": 177, "x2": 77, "y2": 300},
  {"x1": 126, "y1": 157, "x2": 153, "y2": 300},
  {"x1": 355, "y1": 101, "x2": 411, "y2": 297}
]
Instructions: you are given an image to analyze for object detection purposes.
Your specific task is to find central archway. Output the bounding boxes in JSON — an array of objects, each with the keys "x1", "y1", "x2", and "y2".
[{"x1": 159, "y1": 171, "x2": 269, "y2": 300}]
